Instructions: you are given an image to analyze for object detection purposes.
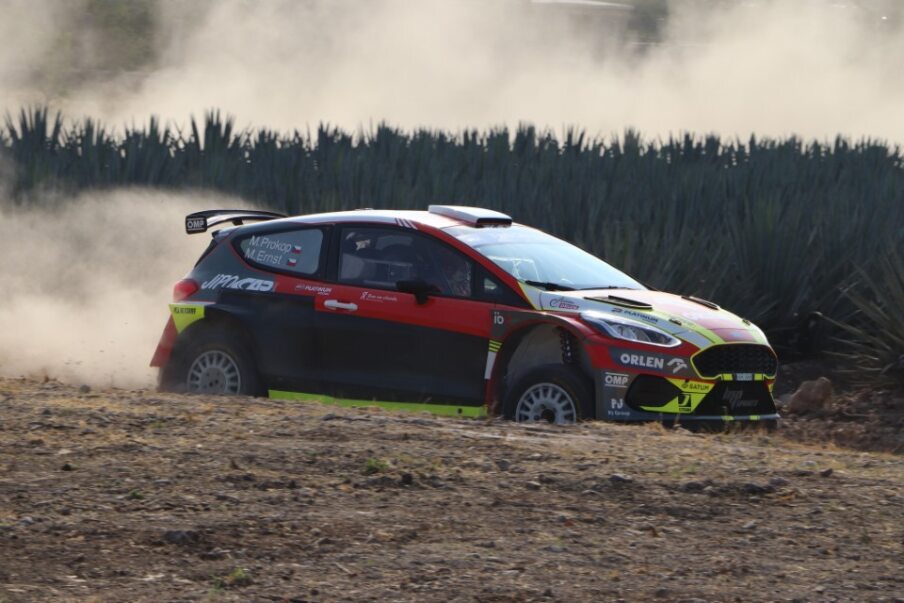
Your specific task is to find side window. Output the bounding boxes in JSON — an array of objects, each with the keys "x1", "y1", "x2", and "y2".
[
  {"x1": 238, "y1": 228, "x2": 324, "y2": 276},
  {"x1": 476, "y1": 268, "x2": 528, "y2": 306},
  {"x1": 338, "y1": 227, "x2": 473, "y2": 298}
]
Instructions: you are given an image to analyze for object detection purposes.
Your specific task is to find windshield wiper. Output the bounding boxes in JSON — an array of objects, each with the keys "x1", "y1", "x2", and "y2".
[
  {"x1": 522, "y1": 280, "x2": 576, "y2": 292},
  {"x1": 576, "y1": 285, "x2": 639, "y2": 291}
]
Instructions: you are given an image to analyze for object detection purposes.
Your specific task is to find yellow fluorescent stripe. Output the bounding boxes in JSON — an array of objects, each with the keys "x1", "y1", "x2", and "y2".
[
  {"x1": 681, "y1": 321, "x2": 724, "y2": 345},
  {"x1": 518, "y1": 283, "x2": 542, "y2": 310},
  {"x1": 715, "y1": 373, "x2": 772, "y2": 381},
  {"x1": 169, "y1": 303, "x2": 206, "y2": 333},
  {"x1": 268, "y1": 390, "x2": 488, "y2": 418},
  {"x1": 641, "y1": 310, "x2": 723, "y2": 345},
  {"x1": 640, "y1": 389, "x2": 708, "y2": 414}
]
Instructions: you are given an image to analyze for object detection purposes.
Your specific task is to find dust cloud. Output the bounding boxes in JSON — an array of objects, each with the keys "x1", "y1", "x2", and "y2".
[
  {"x1": 0, "y1": 189, "x2": 225, "y2": 387},
  {"x1": 0, "y1": 0, "x2": 901, "y2": 387},
  {"x1": 1, "y1": 0, "x2": 902, "y2": 142}
]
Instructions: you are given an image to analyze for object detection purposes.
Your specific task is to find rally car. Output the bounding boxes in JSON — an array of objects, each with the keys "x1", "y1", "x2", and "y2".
[{"x1": 151, "y1": 205, "x2": 779, "y2": 425}]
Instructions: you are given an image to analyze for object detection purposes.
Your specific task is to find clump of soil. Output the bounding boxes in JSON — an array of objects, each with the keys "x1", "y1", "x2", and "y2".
[
  {"x1": 775, "y1": 361, "x2": 904, "y2": 454},
  {"x1": 779, "y1": 386, "x2": 904, "y2": 454},
  {"x1": 0, "y1": 377, "x2": 902, "y2": 602}
]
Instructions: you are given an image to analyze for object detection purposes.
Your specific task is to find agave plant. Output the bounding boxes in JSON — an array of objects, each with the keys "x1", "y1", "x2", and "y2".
[
  {"x1": 829, "y1": 250, "x2": 904, "y2": 388},
  {"x1": 2, "y1": 105, "x2": 904, "y2": 375}
]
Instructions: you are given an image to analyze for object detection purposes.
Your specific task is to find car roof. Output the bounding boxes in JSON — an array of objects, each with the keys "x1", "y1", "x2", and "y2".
[
  {"x1": 286, "y1": 209, "x2": 464, "y2": 229},
  {"x1": 224, "y1": 208, "x2": 521, "y2": 237}
]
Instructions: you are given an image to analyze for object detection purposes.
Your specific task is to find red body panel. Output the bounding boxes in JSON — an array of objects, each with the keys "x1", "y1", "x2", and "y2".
[{"x1": 150, "y1": 316, "x2": 178, "y2": 368}]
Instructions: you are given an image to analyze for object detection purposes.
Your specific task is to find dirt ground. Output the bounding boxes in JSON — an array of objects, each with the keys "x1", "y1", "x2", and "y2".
[
  {"x1": 0, "y1": 377, "x2": 902, "y2": 603},
  {"x1": 773, "y1": 362, "x2": 904, "y2": 455}
]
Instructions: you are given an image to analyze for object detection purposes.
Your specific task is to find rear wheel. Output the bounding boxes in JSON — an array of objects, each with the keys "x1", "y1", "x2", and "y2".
[
  {"x1": 163, "y1": 328, "x2": 263, "y2": 396},
  {"x1": 503, "y1": 364, "x2": 594, "y2": 424}
]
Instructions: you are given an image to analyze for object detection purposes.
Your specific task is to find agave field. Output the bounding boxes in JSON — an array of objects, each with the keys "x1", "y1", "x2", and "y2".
[{"x1": 3, "y1": 108, "x2": 903, "y2": 385}]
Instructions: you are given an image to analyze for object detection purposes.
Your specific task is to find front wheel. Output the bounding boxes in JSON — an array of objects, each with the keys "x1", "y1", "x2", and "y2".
[
  {"x1": 162, "y1": 328, "x2": 263, "y2": 396},
  {"x1": 503, "y1": 364, "x2": 594, "y2": 424}
]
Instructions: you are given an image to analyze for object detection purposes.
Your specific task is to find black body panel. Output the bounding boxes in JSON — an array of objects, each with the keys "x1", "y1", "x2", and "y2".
[
  {"x1": 216, "y1": 291, "x2": 322, "y2": 383},
  {"x1": 310, "y1": 311, "x2": 487, "y2": 404}
]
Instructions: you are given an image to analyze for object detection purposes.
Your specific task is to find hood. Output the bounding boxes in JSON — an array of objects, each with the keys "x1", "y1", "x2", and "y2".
[{"x1": 532, "y1": 288, "x2": 769, "y2": 348}]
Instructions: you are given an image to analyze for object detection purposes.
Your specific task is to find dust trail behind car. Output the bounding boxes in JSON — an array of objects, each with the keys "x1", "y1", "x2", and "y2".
[{"x1": 0, "y1": 188, "x2": 239, "y2": 387}]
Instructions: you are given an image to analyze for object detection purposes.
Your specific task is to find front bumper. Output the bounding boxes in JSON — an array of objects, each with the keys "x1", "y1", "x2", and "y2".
[{"x1": 596, "y1": 368, "x2": 778, "y2": 422}]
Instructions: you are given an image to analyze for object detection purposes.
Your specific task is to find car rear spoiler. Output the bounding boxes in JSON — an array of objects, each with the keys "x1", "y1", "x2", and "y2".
[{"x1": 184, "y1": 209, "x2": 287, "y2": 234}]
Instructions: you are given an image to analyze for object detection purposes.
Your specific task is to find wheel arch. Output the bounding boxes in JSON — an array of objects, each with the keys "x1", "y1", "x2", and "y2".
[
  {"x1": 490, "y1": 318, "x2": 596, "y2": 415},
  {"x1": 160, "y1": 306, "x2": 261, "y2": 389}
]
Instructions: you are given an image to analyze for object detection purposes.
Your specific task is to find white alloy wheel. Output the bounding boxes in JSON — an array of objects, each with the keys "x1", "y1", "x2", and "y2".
[
  {"x1": 514, "y1": 382, "x2": 578, "y2": 424},
  {"x1": 187, "y1": 350, "x2": 242, "y2": 394}
]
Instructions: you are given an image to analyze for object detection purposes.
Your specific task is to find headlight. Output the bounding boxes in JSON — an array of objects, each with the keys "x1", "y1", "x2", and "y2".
[{"x1": 581, "y1": 311, "x2": 680, "y2": 347}]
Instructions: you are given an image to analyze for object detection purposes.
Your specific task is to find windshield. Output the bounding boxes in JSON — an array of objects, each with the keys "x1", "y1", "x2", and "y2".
[{"x1": 446, "y1": 225, "x2": 645, "y2": 291}]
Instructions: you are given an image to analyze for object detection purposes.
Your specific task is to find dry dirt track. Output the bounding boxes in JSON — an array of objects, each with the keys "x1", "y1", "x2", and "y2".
[{"x1": 0, "y1": 378, "x2": 902, "y2": 603}]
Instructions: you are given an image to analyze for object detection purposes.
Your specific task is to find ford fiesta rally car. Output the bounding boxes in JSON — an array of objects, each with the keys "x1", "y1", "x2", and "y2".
[{"x1": 151, "y1": 206, "x2": 779, "y2": 425}]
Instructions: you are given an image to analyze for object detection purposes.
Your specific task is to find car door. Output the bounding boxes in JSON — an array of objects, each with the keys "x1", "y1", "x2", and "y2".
[
  {"x1": 226, "y1": 225, "x2": 331, "y2": 386},
  {"x1": 314, "y1": 224, "x2": 495, "y2": 405}
]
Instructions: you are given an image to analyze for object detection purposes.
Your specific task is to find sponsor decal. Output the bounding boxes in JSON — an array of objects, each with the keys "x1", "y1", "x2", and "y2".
[
  {"x1": 667, "y1": 358, "x2": 688, "y2": 374},
  {"x1": 723, "y1": 388, "x2": 759, "y2": 411},
  {"x1": 360, "y1": 291, "x2": 398, "y2": 303},
  {"x1": 169, "y1": 303, "x2": 206, "y2": 333},
  {"x1": 604, "y1": 372, "x2": 630, "y2": 388},
  {"x1": 295, "y1": 284, "x2": 332, "y2": 296},
  {"x1": 735, "y1": 373, "x2": 754, "y2": 382},
  {"x1": 677, "y1": 393, "x2": 693, "y2": 413},
  {"x1": 493, "y1": 312, "x2": 505, "y2": 326},
  {"x1": 201, "y1": 274, "x2": 274, "y2": 292},
  {"x1": 608, "y1": 410, "x2": 632, "y2": 418},
  {"x1": 549, "y1": 297, "x2": 581, "y2": 311},
  {"x1": 682, "y1": 380, "x2": 712, "y2": 393},
  {"x1": 616, "y1": 308, "x2": 660, "y2": 325},
  {"x1": 619, "y1": 353, "x2": 664, "y2": 370},
  {"x1": 186, "y1": 217, "x2": 205, "y2": 232},
  {"x1": 614, "y1": 349, "x2": 693, "y2": 376},
  {"x1": 610, "y1": 398, "x2": 625, "y2": 410}
]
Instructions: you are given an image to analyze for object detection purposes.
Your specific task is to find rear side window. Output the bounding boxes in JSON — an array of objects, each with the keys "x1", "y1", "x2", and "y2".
[{"x1": 238, "y1": 228, "x2": 324, "y2": 275}]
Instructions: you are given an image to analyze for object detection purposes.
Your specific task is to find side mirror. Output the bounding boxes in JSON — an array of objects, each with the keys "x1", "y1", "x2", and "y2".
[{"x1": 396, "y1": 279, "x2": 438, "y2": 305}]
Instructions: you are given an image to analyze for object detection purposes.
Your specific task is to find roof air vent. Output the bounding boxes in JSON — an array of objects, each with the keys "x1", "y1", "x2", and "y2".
[{"x1": 428, "y1": 205, "x2": 512, "y2": 227}]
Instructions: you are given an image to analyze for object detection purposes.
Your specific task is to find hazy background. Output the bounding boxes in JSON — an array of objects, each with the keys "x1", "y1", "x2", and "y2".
[
  {"x1": 0, "y1": 188, "x2": 216, "y2": 386},
  {"x1": 2, "y1": 0, "x2": 902, "y2": 141},
  {"x1": 0, "y1": 0, "x2": 901, "y2": 387}
]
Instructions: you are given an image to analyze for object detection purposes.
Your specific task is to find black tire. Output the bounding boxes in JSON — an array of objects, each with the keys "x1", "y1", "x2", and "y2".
[
  {"x1": 503, "y1": 364, "x2": 595, "y2": 424},
  {"x1": 161, "y1": 327, "x2": 264, "y2": 396}
]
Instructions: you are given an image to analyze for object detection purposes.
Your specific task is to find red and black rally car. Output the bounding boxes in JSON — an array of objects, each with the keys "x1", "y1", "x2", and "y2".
[{"x1": 151, "y1": 206, "x2": 779, "y2": 425}]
